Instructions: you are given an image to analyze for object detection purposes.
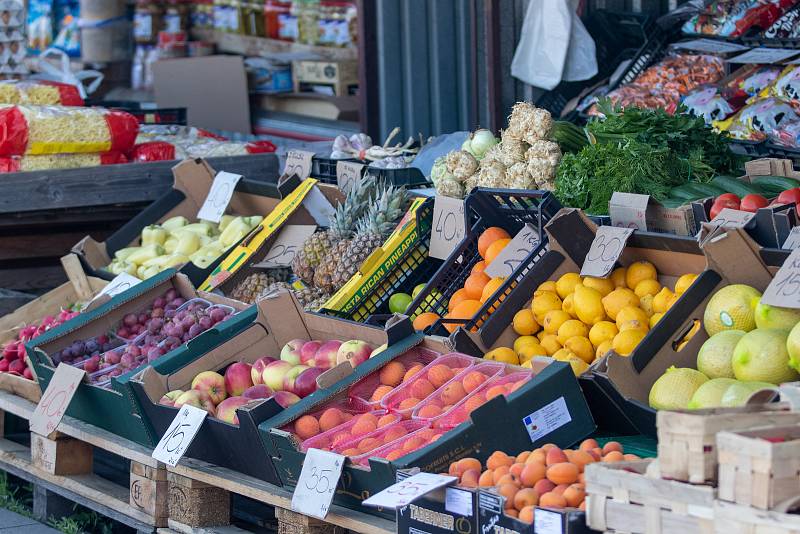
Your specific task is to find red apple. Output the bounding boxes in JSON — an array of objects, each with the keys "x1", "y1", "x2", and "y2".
[
  {"x1": 251, "y1": 356, "x2": 277, "y2": 385},
  {"x1": 242, "y1": 384, "x2": 273, "y2": 400},
  {"x1": 158, "y1": 389, "x2": 185, "y2": 407},
  {"x1": 8, "y1": 359, "x2": 25, "y2": 375},
  {"x1": 312, "y1": 340, "x2": 341, "y2": 369},
  {"x1": 300, "y1": 340, "x2": 322, "y2": 365},
  {"x1": 215, "y1": 396, "x2": 250, "y2": 424},
  {"x1": 224, "y1": 362, "x2": 253, "y2": 396},
  {"x1": 0, "y1": 360, "x2": 9, "y2": 372},
  {"x1": 336, "y1": 340, "x2": 372, "y2": 368},
  {"x1": 174, "y1": 390, "x2": 216, "y2": 415},
  {"x1": 22, "y1": 367, "x2": 32, "y2": 380},
  {"x1": 271, "y1": 390, "x2": 301, "y2": 408},
  {"x1": 283, "y1": 365, "x2": 309, "y2": 394},
  {"x1": 262, "y1": 360, "x2": 293, "y2": 391},
  {"x1": 280, "y1": 339, "x2": 305, "y2": 365},
  {"x1": 294, "y1": 367, "x2": 324, "y2": 398},
  {"x1": 191, "y1": 371, "x2": 227, "y2": 405}
]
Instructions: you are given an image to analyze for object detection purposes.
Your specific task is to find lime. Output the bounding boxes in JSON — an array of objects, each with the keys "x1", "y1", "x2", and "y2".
[
  {"x1": 412, "y1": 283, "x2": 427, "y2": 299},
  {"x1": 389, "y1": 293, "x2": 413, "y2": 314}
]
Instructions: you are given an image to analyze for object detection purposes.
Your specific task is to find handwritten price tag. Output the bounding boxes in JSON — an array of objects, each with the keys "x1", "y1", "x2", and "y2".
[
  {"x1": 336, "y1": 161, "x2": 364, "y2": 192},
  {"x1": 284, "y1": 150, "x2": 314, "y2": 180},
  {"x1": 761, "y1": 248, "x2": 800, "y2": 308},
  {"x1": 290, "y1": 448, "x2": 345, "y2": 519},
  {"x1": 784, "y1": 227, "x2": 800, "y2": 250},
  {"x1": 151, "y1": 405, "x2": 208, "y2": 467},
  {"x1": 363, "y1": 472, "x2": 457, "y2": 509},
  {"x1": 252, "y1": 225, "x2": 317, "y2": 268},
  {"x1": 29, "y1": 364, "x2": 86, "y2": 436},
  {"x1": 484, "y1": 224, "x2": 540, "y2": 278},
  {"x1": 709, "y1": 208, "x2": 755, "y2": 229},
  {"x1": 580, "y1": 226, "x2": 634, "y2": 278},
  {"x1": 429, "y1": 195, "x2": 466, "y2": 260},
  {"x1": 197, "y1": 171, "x2": 243, "y2": 223}
]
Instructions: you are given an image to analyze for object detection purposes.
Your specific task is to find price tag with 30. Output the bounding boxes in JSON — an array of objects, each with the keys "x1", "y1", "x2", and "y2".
[
  {"x1": 29, "y1": 363, "x2": 86, "y2": 436},
  {"x1": 484, "y1": 223, "x2": 540, "y2": 278},
  {"x1": 151, "y1": 404, "x2": 208, "y2": 467},
  {"x1": 291, "y1": 448, "x2": 345, "y2": 519},
  {"x1": 429, "y1": 195, "x2": 466, "y2": 260},
  {"x1": 580, "y1": 226, "x2": 634, "y2": 278},
  {"x1": 362, "y1": 472, "x2": 457, "y2": 509},
  {"x1": 761, "y1": 248, "x2": 800, "y2": 309},
  {"x1": 284, "y1": 150, "x2": 314, "y2": 180},
  {"x1": 197, "y1": 171, "x2": 243, "y2": 223}
]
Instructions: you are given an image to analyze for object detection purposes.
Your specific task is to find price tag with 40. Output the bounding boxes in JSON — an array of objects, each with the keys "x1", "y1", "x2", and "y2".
[
  {"x1": 429, "y1": 196, "x2": 466, "y2": 260},
  {"x1": 29, "y1": 363, "x2": 86, "y2": 436}
]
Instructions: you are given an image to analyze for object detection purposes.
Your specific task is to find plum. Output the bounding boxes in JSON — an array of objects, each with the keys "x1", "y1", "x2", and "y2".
[
  {"x1": 209, "y1": 308, "x2": 227, "y2": 323},
  {"x1": 188, "y1": 324, "x2": 203, "y2": 339},
  {"x1": 153, "y1": 297, "x2": 166, "y2": 309},
  {"x1": 123, "y1": 313, "x2": 138, "y2": 327},
  {"x1": 199, "y1": 316, "x2": 212, "y2": 330}
]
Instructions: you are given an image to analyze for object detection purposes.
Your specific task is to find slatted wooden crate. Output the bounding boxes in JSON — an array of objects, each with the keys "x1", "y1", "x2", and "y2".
[{"x1": 714, "y1": 497, "x2": 800, "y2": 534}]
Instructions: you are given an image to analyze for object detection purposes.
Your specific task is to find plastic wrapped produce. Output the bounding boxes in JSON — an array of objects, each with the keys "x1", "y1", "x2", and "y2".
[
  {"x1": 682, "y1": 0, "x2": 792, "y2": 37},
  {"x1": 130, "y1": 139, "x2": 276, "y2": 162},
  {"x1": 765, "y1": 64, "x2": 800, "y2": 103},
  {"x1": 0, "y1": 80, "x2": 83, "y2": 105},
  {"x1": 0, "y1": 152, "x2": 127, "y2": 172},
  {"x1": 715, "y1": 96, "x2": 800, "y2": 141},
  {"x1": 0, "y1": 105, "x2": 139, "y2": 156},
  {"x1": 733, "y1": 65, "x2": 782, "y2": 96}
]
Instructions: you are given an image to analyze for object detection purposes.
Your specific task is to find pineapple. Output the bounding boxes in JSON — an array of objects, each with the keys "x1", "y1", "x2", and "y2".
[
  {"x1": 255, "y1": 281, "x2": 292, "y2": 302},
  {"x1": 293, "y1": 285, "x2": 330, "y2": 311},
  {"x1": 291, "y1": 178, "x2": 374, "y2": 284},
  {"x1": 229, "y1": 269, "x2": 290, "y2": 303}
]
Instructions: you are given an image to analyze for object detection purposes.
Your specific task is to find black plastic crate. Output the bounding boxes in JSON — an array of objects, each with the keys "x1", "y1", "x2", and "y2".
[
  {"x1": 311, "y1": 156, "x2": 430, "y2": 187},
  {"x1": 610, "y1": 24, "x2": 675, "y2": 90},
  {"x1": 91, "y1": 100, "x2": 188, "y2": 126},
  {"x1": 310, "y1": 156, "x2": 359, "y2": 184},
  {"x1": 405, "y1": 189, "x2": 562, "y2": 337}
]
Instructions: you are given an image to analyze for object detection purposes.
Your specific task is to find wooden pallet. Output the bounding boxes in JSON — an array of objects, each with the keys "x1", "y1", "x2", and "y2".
[{"x1": 0, "y1": 389, "x2": 167, "y2": 532}]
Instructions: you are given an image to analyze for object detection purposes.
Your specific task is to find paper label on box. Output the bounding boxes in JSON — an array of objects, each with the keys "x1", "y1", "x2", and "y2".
[
  {"x1": 151, "y1": 405, "x2": 208, "y2": 467},
  {"x1": 522, "y1": 396, "x2": 572, "y2": 443},
  {"x1": 580, "y1": 226, "x2": 633, "y2": 278},
  {"x1": 429, "y1": 196, "x2": 466, "y2": 260},
  {"x1": 336, "y1": 161, "x2": 364, "y2": 192},
  {"x1": 484, "y1": 223, "x2": 540, "y2": 278},
  {"x1": 92, "y1": 272, "x2": 140, "y2": 302},
  {"x1": 197, "y1": 171, "x2": 243, "y2": 223},
  {"x1": 291, "y1": 448, "x2": 345, "y2": 519},
  {"x1": 29, "y1": 363, "x2": 86, "y2": 436},
  {"x1": 363, "y1": 473, "x2": 457, "y2": 509},
  {"x1": 609, "y1": 192, "x2": 649, "y2": 231},
  {"x1": 302, "y1": 186, "x2": 337, "y2": 227},
  {"x1": 729, "y1": 47, "x2": 800, "y2": 64},
  {"x1": 252, "y1": 225, "x2": 317, "y2": 268},
  {"x1": 673, "y1": 38, "x2": 749, "y2": 54},
  {"x1": 534, "y1": 508, "x2": 563, "y2": 534},
  {"x1": 761, "y1": 248, "x2": 800, "y2": 308},
  {"x1": 445, "y1": 487, "x2": 473, "y2": 517},
  {"x1": 284, "y1": 150, "x2": 314, "y2": 180},
  {"x1": 783, "y1": 227, "x2": 800, "y2": 250},
  {"x1": 709, "y1": 208, "x2": 754, "y2": 228}
]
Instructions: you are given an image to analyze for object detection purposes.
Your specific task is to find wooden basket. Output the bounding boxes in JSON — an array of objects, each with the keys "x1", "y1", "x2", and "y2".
[
  {"x1": 714, "y1": 496, "x2": 800, "y2": 534},
  {"x1": 585, "y1": 459, "x2": 715, "y2": 534},
  {"x1": 658, "y1": 404, "x2": 800, "y2": 484},
  {"x1": 717, "y1": 424, "x2": 800, "y2": 510}
]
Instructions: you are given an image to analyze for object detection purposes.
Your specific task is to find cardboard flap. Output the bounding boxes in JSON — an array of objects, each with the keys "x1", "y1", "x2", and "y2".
[
  {"x1": 171, "y1": 159, "x2": 217, "y2": 213},
  {"x1": 702, "y1": 228, "x2": 773, "y2": 290},
  {"x1": 544, "y1": 209, "x2": 598, "y2": 267},
  {"x1": 72, "y1": 236, "x2": 111, "y2": 270},
  {"x1": 316, "y1": 362, "x2": 353, "y2": 389},
  {"x1": 255, "y1": 291, "x2": 310, "y2": 346}
]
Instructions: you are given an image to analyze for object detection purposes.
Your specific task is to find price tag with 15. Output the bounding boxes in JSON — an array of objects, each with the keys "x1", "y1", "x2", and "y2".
[
  {"x1": 784, "y1": 226, "x2": 800, "y2": 250},
  {"x1": 484, "y1": 223, "x2": 540, "y2": 278},
  {"x1": 29, "y1": 363, "x2": 86, "y2": 436},
  {"x1": 196, "y1": 171, "x2": 243, "y2": 223},
  {"x1": 761, "y1": 248, "x2": 800, "y2": 309},
  {"x1": 580, "y1": 226, "x2": 634, "y2": 278},
  {"x1": 151, "y1": 404, "x2": 208, "y2": 467},
  {"x1": 290, "y1": 448, "x2": 345, "y2": 519}
]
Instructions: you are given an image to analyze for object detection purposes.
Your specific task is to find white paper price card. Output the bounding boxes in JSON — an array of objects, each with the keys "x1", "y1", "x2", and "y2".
[
  {"x1": 785, "y1": 227, "x2": 800, "y2": 250},
  {"x1": 95, "y1": 272, "x2": 140, "y2": 300},
  {"x1": 761, "y1": 248, "x2": 800, "y2": 309},
  {"x1": 151, "y1": 404, "x2": 208, "y2": 467},
  {"x1": 290, "y1": 448, "x2": 345, "y2": 519},
  {"x1": 485, "y1": 223, "x2": 540, "y2": 278},
  {"x1": 429, "y1": 195, "x2": 466, "y2": 260},
  {"x1": 673, "y1": 38, "x2": 749, "y2": 54},
  {"x1": 30, "y1": 363, "x2": 86, "y2": 436},
  {"x1": 252, "y1": 225, "x2": 317, "y2": 268},
  {"x1": 709, "y1": 208, "x2": 755, "y2": 229},
  {"x1": 609, "y1": 192, "x2": 649, "y2": 232},
  {"x1": 362, "y1": 472, "x2": 457, "y2": 509},
  {"x1": 197, "y1": 171, "x2": 243, "y2": 223},
  {"x1": 729, "y1": 47, "x2": 800, "y2": 64},
  {"x1": 284, "y1": 150, "x2": 314, "y2": 180},
  {"x1": 534, "y1": 508, "x2": 564, "y2": 534},
  {"x1": 580, "y1": 226, "x2": 634, "y2": 278},
  {"x1": 336, "y1": 160, "x2": 364, "y2": 192}
]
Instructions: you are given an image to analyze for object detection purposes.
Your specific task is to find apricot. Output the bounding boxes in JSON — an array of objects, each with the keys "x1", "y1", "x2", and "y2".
[
  {"x1": 545, "y1": 447, "x2": 568, "y2": 466},
  {"x1": 352, "y1": 413, "x2": 378, "y2": 436},
  {"x1": 623, "y1": 453, "x2": 640, "y2": 461},
  {"x1": 403, "y1": 364, "x2": 424, "y2": 382},
  {"x1": 479, "y1": 470, "x2": 494, "y2": 487},
  {"x1": 342, "y1": 412, "x2": 354, "y2": 422},
  {"x1": 377, "y1": 414, "x2": 396, "y2": 428},
  {"x1": 492, "y1": 465, "x2": 510, "y2": 485},
  {"x1": 358, "y1": 437, "x2": 381, "y2": 453},
  {"x1": 417, "y1": 404, "x2": 443, "y2": 419},
  {"x1": 427, "y1": 364, "x2": 454, "y2": 388},
  {"x1": 455, "y1": 458, "x2": 482, "y2": 476},
  {"x1": 518, "y1": 505, "x2": 535, "y2": 525},
  {"x1": 398, "y1": 398, "x2": 421, "y2": 411},
  {"x1": 602, "y1": 441, "x2": 623, "y2": 455},
  {"x1": 579, "y1": 500, "x2": 586, "y2": 511},
  {"x1": 509, "y1": 462, "x2": 525, "y2": 479},
  {"x1": 526, "y1": 449, "x2": 546, "y2": 465},
  {"x1": 485, "y1": 385, "x2": 506, "y2": 400},
  {"x1": 380, "y1": 361, "x2": 406, "y2": 387},
  {"x1": 579, "y1": 438, "x2": 599, "y2": 452},
  {"x1": 486, "y1": 451, "x2": 514, "y2": 470},
  {"x1": 603, "y1": 451, "x2": 624, "y2": 463},
  {"x1": 341, "y1": 448, "x2": 361, "y2": 457},
  {"x1": 578, "y1": 473, "x2": 585, "y2": 485},
  {"x1": 461, "y1": 469, "x2": 480, "y2": 488},
  {"x1": 496, "y1": 474, "x2": 518, "y2": 486},
  {"x1": 386, "y1": 450, "x2": 404, "y2": 461},
  {"x1": 294, "y1": 415, "x2": 320, "y2": 440},
  {"x1": 547, "y1": 462, "x2": 579, "y2": 485},
  {"x1": 463, "y1": 394, "x2": 486, "y2": 414},
  {"x1": 371, "y1": 385, "x2": 393, "y2": 402},
  {"x1": 509, "y1": 380, "x2": 527, "y2": 393},
  {"x1": 411, "y1": 379, "x2": 436, "y2": 399},
  {"x1": 514, "y1": 488, "x2": 539, "y2": 510},
  {"x1": 331, "y1": 432, "x2": 352, "y2": 447},
  {"x1": 541, "y1": 443, "x2": 556, "y2": 453},
  {"x1": 516, "y1": 451, "x2": 530, "y2": 463},
  {"x1": 462, "y1": 371, "x2": 487, "y2": 393},
  {"x1": 403, "y1": 436, "x2": 426, "y2": 452},
  {"x1": 590, "y1": 448, "x2": 603, "y2": 461},
  {"x1": 504, "y1": 508, "x2": 518, "y2": 518},
  {"x1": 539, "y1": 491, "x2": 567, "y2": 509},
  {"x1": 319, "y1": 408, "x2": 344, "y2": 432},
  {"x1": 533, "y1": 479, "x2": 555, "y2": 495},
  {"x1": 520, "y1": 462, "x2": 546, "y2": 487},
  {"x1": 552, "y1": 484, "x2": 569, "y2": 495},
  {"x1": 563, "y1": 484, "x2": 585, "y2": 508},
  {"x1": 440, "y1": 381, "x2": 467, "y2": 405},
  {"x1": 497, "y1": 482, "x2": 519, "y2": 504},
  {"x1": 570, "y1": 450, "x2": 596, "y2": 472},
  {"x1": 383, "y1": 426, "x2": 408, "y2": 443}
]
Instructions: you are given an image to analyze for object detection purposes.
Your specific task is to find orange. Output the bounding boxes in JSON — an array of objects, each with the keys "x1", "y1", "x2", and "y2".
[
  {"x1": 478, "y1": 227, "x2": 511, "y2": 258},
  {"x1": 485, "y1": 238, "x2": 511, "y2": 264},
  {"x1": 448, "y1": 288, "x2": 470, "y2": 313},
  {"x1": 412, "y1": 312, "x2": 440, "y2": 331},
  {"x1": 464, "y1": 271, "x2": 490, "y2": 300},
  {"x1": 445, "y1": 299, "x2": 482, "y2": 333},
  {"x1": 480, "y1": 276, "x2": 506, "y2": 303},
  {"x1": 472, "y1": 260, "x2": 487, "y2": 274}
]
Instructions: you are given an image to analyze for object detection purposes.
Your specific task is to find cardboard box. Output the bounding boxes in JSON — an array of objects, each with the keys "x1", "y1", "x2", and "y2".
[
  {"x1": 292, "y1": 60, "x2": 358, "y2": 96},
  {"x1": 690, "y1": 197, "x2": 797, "y2": 249},
  {"x1": 398, "y1": 482, "x2": 478, "y2": 534},
  {"x1": 71, "y1": 158, "x2": 294, "y2": 285},
  {"x1": 127, "y1": 290, "x2": 415, "y2": 484},
  {"x1": 477, "y1": 489, "x2": 592, "y2": 534},
  {"x1": 26, "y1": 270, "x2": 252, "y2": 445}
]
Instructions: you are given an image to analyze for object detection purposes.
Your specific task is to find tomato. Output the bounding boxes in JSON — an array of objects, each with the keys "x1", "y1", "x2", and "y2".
[
  {"x1": 716, "y1": 193, "x2": 740, "y2": 205},
  {"x1": 709, "y1": 198, "x2": 740, "y2": 220},
  {"x1": 739, "y1": 194, "x2": 769, "y2": 213},
  {"x1": 777, "y1": 188, "x2": 800, "y2": 206}
]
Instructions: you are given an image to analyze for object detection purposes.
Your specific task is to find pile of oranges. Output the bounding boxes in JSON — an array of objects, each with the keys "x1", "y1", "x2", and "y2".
[
  {"x1": 445, "y1": 439, "x2": 639, "y2": 524},
  {"x1": 412, "y1": 227, "x2": 513, "y2": 332}
]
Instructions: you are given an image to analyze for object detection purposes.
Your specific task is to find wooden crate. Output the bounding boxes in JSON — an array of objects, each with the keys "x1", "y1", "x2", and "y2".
[
  {"x1": 585, "y1": 459, "x2": 716, "y2": 534},
  {"x1": 657, "y1": 404, "x2": 800, "y2": 484},
  {"x1": 714, "y1": 497, "x2": 800, "y2": 534},
  {"x1": 718, "y1": 424, "x2": 800, "y2": 510}
]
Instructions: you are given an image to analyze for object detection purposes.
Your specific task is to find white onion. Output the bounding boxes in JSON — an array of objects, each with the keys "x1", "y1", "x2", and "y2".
[{"x1": 469, "y1": 129, "x2": 498, "y2": 159}]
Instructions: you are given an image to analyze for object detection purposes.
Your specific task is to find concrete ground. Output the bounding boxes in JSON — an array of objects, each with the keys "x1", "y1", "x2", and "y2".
[{"x1": 0, "y1": 509, "x2": 58, "y2": 533}]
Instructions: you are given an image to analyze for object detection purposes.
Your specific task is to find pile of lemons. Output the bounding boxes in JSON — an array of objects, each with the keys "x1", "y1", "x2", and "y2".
[{"x1": 484, "y1": 261, "x2": 699, "y2": 376}]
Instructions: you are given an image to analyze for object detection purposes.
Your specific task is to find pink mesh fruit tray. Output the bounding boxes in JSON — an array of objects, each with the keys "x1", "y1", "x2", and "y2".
[
  {"x1": 347, "y1": 346, "x2": 441, "y2": 408},
  {"x1": 283, "y1": 397, "x2": 372, "y2": 442},
  {"x1": 299, "y1": 410, "x2": 398, "y2": 452},
  {"x1": 351, "y1": 424, "x2": 447, "y2": 467},
  {"x1": 333, "y1": 419, "x2": 428, "y2": 457},
  {"x1": 410, "y1": 361, "x2": 505, "y2": 422}
]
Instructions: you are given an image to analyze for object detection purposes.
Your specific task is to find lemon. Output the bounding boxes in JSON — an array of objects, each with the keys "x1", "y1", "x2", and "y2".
[
  {"x1": 595, "y1": 340, "x2": 612, "y2": 359},
  {"x1": 484, "y1": 347, "x2": 519, "y2": 365},
  {"x1": 552, "y1": 348, "x2": 577, "y2": 361},
  {"x1": 589, "y1": 321, "x2": 618, "y2": 347},
  {"x1": 557, "y1": 320, "x2": 589, "y2": 345},
  {"x1": 566, "y1": 356, "x2": 589, "y2": 376},
  {"x1": 648, "y1": 366, "x2": 709, "y2": 410},
  {"x1": 539, "y1": 334, "x2": 562, "y2": 356},
  {"x1": 562, "y1": 293, "x2": 577, "y2": 318},
  {"x1": 666, "y1": 292, "x2": 680, "y2": 310},
  {"x1": 513, "y1": 309, "x2": 540, "y2": 336},
  {"x1": 634, "y1": 279, "x2": 661, "y2": 298},
  {"x1": 573, "y1": 284, "x2": 607, "y2": 325},
  {"x1": 610, "y1": 267, "x2": 628, "y2": 288},
  {"x1": 537, "y1": 330, "x2": 547, "y2": 341},
  {"x1": 618, "y1": 319, "x2": 649, "y2": 332},
  {"x1": 733, "y1": 328, "x2": 799, "y2": 384},
  {"x1": 626, "y1": 260, "x2": 657, "y2": 289},
  {"x1": 674, "y1": 273, "x2": 699, "y2": 295},
  {"x1": 517, "y1": 342, "x2": 547, "y2": 364},
  {"x1": 612, "y1": 328, "x2": 647, "y2": 356},
  {"x1": 615, "y1": 306, "x2": 649, "y2": 328},
  {"x1": 601, "y1": 288, "x2": 640, "y2": 321},
  {"x1": 532, "y1": 291, "x2": 562, "y2": 324},
  {"x1": 555, "y1": 273, "x2": 583, "y2": 299},
  {"x1": 649, "y1": 312, "x2": 664, "y2": 329},
  {"x1": 537, "y1": 281, "x2": 557, "y2": 293},
  {"x1": 521, "y1": 359, "x2": 533, "y2": 369},
  {"x1": 697, "y1": 330, "x2": 744, "y2": 379},
  {"x1": 652, "y1": 287, "x2": 674, "y2": 314},
  {"x1": 513, "y1": 335, "x2": 540, "y2": 354},
  {"x1": 543, "y1": 310, "x2": 571, "y2": 335},
  {"x1": 639, "y1": 294, "x2": 655, "y2": 317},
  {"x1": 564, "y1": 336, "x2": 594, "y2": 364},
  {"x1": 583, "y1": 277, "x2": 615, "y2": 296},
  {"x1": 703, "y1": 284, "x2": 761, "y2": 336}
]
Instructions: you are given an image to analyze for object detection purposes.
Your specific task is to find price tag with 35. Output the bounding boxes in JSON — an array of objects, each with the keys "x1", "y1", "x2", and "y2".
[
  {"x1": 151, "y1": 405, "x2": 208, "y2": 467},
  {"x1": 429, "y1": 195, "x2": 466, "y2": 260},
  {"x1": 29, "y1": 364, "x2": 86, "y2": 436},
  {"x1": 252, "y1": 225, "x2": 317, "y2": 268},
  {"x1": 197, "y1": 171, "x2": 243, "y2": 223},
  {"x1": 291, "y1": 448, "x2": 345, "y2": 519},
  {"x1": 580, "y1": 226, "x2": 634, "y2": 278},
  {"x1": 484, "y1": 223, "x2": 540, "y2": 278},
  {"x1": 362, "y1": 472, "x2": 457, "y2": 509},
  {"x1": 284, "y1": 150, "x2": 314, "y2": 180},
  {"x1": 761, "y1": 248, "x2": 800, "y2": 309},
  {"x1": 336, "y1": 161, "x2": 364, "y2": 192}
]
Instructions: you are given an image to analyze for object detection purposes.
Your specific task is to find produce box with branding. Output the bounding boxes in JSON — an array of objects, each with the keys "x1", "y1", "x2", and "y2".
[
  {"x1": 397, "y1": 481, "x2": 478, "y2": 534},
  {"x1": 477, "y1": 489, "x2": 592, "y2": 534}
]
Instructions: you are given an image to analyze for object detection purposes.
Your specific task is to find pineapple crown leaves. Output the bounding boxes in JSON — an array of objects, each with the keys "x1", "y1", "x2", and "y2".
[{"x1": 355, "y1": 184, "x2": 410, "y2": 237}]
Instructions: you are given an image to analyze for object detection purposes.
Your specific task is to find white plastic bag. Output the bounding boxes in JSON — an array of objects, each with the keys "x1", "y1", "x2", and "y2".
[
  {"x1": 30, "y1": 48, "x2": 104, "y2": 98},
  {"x1": 562, "y1": 2, "x2": 598, "y2": 82}
]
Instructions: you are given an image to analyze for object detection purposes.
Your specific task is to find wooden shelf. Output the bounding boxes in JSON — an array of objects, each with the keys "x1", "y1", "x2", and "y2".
[{"x1": 197, "y1": 30, "x2": 357, "y2": 62}]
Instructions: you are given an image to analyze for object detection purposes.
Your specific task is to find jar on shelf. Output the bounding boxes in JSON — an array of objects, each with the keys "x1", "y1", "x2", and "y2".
[
  {"x1": 264, "y1": 0, "x2": 292, "y2": 40},
  {"x1": 242, "y1": 2, "x2": 264, "y2": 36},
  {"x1": 295, "y1": 0, "x2": 320, "y2": 45},
  {"x1": 318, "y1": 1, "x2": 356, "y2": 47},
  {"x1": 163, "y1": 0, "x2": 189, "y2": 33},
  {"x1": 134, "y1": 0, "x2": 163, "y2": 44}
]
